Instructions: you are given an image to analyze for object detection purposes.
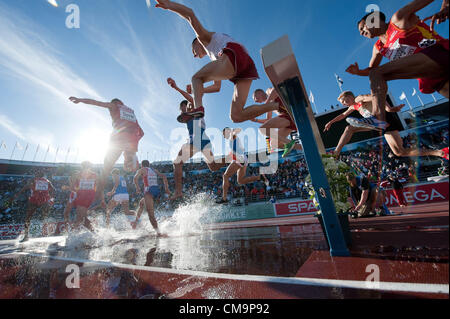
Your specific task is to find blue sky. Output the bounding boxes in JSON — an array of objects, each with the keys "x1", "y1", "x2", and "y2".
[{"x1": 0, "y1": 0, "x2": 448, "y2": 164}]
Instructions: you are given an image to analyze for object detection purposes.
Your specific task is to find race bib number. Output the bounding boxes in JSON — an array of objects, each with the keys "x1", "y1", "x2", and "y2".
[
  {"x1": 360, "y1": 108, "x2": 373, "y2": 119},
  {"x1": 385, "y1": 40, "x2": 416, "y2": 61},
  {"x1": 79, "y1": 180, "x2": 95, "y2": 190},
  {"x1": 35, "y1": 181, "x2": 49, "y2": 191},
  {"x1": 120, "y1": 108, "x2": 137, "y2": 123},
  {"x1": 121, "y1": 180, "x2": 127, "y2": 187}
]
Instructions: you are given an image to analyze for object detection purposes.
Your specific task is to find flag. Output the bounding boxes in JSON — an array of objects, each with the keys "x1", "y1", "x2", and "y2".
[
  {"x1": 412, "y1": 88, "x2": 417, "y2": 96},
  {"x1": 0, "y1": 140, "x2": 6, "y2": 150},
  {"x1": 335, "y1": 74, "x2": 344, "y2": 87},
  {"x1": 309, "y1": 91, "x2": 315, "y2": 104},
  {"x1": 21, "y1": 144, "x2": 29, "y2": 161},
  {"x1": 399, "y1": 92, "x2": 406, "y2": 100}
]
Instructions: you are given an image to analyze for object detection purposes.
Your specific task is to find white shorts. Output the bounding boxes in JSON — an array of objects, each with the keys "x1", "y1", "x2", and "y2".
[{"x1": 113, "y1": 193, "x2": 129, "y2": 203}]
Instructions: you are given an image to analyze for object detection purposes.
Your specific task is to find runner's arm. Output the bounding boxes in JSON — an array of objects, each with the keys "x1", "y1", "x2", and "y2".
[
  {"x1": 203, "y1": 81, "x2": 221, "y2": 94},
  {"x1": 155, "y1": 0, "x2": 213, "y2": 44},
  {"x1": 423, "y1": 0, "x2": 449, "y2": 31},
  {"x1": 394, "y1": 0, "x2": 435, "y2": 22},
  {"x1": 323, "y1": 108, "x2": 355, "y2": 132},
  {"x1": 68, "y1": 97, "x2": 112, "y2": 109},
  {"x1": 154, "y1": 169, "x2": 170, "y2": 194},
  {"x1": 346, "y1": 46, "x2": 383, "y2": 76},
  {"x1": 167, "y1": 78, "x2": 194, "y2": 104}
]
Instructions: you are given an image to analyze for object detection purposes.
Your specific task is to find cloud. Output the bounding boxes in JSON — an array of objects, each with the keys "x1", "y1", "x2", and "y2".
[{"x1": 0, "y1": 2, "x2": 108, "y2": 125}]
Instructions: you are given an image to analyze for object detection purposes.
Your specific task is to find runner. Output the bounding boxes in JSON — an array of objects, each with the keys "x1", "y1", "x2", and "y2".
[
  {"x1": 155, "y1": 0, "x2": 280, "y2": 123},
  {"x1": 167, "y1": 77, "x2": 226, "y2": 200},
  {"x1": 72, "y1": 161, "x2": 99, "y2": 232},
  {"x1": 62, "y1": 170, "x2": 79, "y2": 225},
  {"x1": 324, "y1": 91, "x2": 449, "y2": 159},
  {"x1": 252, "y1": 87, "x2": 302, "y2": 158},
  {"x1": 105, "y1": 169, "x2": 136, "y2": 228},
  {"x1": 133, "y1": 160, "x2": 170, "y2": 237},
  {"x1": 217, "y1": 127, "x2": 269, "y2": 204},
  {"x1": 68, "y1": 97, "x2": 144, "y2": 203},
  {"x1": 12, "y1": 171, "x2": 55, "y2": 242},
  {"x1": 346, "y1": 0, "x2": 449, "y2": 131}
]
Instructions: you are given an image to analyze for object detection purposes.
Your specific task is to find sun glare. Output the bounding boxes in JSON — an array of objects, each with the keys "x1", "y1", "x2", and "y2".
[{"x1": 74, "y1": 129, "x2": 110, "y2": 164}]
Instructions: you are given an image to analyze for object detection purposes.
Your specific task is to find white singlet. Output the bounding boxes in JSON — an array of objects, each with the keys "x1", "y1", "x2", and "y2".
[{"x1": 205, "y1": 33, "x2": 235, "y2": 61}]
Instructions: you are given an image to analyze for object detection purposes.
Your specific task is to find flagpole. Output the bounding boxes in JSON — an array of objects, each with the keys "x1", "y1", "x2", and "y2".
[
  {"x1": 54, "y1": 147, "x2": 59, "y2": 163},
  {"x1": 10, "y1": 142, "x2": 17, "y2": 161},
  {"x1": 33, "y1": 145, "x2": 40, "y2": 162},
  {"x1": 431, "y1": 93, "x2": 437, "y2": 103},
  {"x1": 64, "y1": 148, "x2": 71, "y2": 164},
  {"x1": 43, "y1": 146, "x2": 50, "y2": 162},
  {"x1": 335, "y1": 74, "x2": 344, "y2": 93},
  {"x1": 74, "y1": 148, "x2": 79, "y2": 164},
  {"x1": 21, "y1": 144, "x2": 29, "y2": 161},
  {"x1": 416, "y1": 94, "x2": 424, "y2": 107},
  {"x1": 405, "y1": 97, "x2": 413, "y2": 111}
]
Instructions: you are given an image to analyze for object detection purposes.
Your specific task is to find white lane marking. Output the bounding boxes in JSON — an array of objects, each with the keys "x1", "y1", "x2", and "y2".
[{"x1": 8, "y1": 252, "x2": 449, "y2": 295}]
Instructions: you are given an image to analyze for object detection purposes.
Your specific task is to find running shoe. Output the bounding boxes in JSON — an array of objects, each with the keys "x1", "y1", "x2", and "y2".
[
  {"x1": 282, "y1": 140, "x2": 297, "y2": 158},
  {"x1": 441, "y1": 147, "x2": 449, "y2": 160},
  {"x1": 177, "y1": 113, "x2": 194, "y2": 124},
  {"x1": 215, "y1": 198, "x2": 229, "y2": 205},
  {"x1": 186, "y1": 106, "x2": 205, "y2": 118},
  {"x1": 346, "y1": 116, "x2": 389, "y2": 131}
]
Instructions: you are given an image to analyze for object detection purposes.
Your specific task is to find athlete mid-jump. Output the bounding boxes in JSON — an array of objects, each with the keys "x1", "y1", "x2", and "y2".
[{"x1": 155, "y1": 0, "x2": 280, "y2": 123}]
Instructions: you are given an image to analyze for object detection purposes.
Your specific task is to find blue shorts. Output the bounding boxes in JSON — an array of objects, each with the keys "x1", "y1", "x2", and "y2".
[
  {"x1": 145, "y1": 186, "x2": 160, "y2": 198},
  {"x1": 189, "y1": 134, "x2": 212, "y2": 151}
]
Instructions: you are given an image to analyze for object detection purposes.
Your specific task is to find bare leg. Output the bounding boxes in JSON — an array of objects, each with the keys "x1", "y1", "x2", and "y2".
[
  {"x1": 191, "y1": 55, "x2": 237, "y2": 109},
  {"x1": 202, "y1": 148, "x2": 226, "y2": 172},
  {"x1": 230, "y1": 80, "x2": 279, "y2": 123},
  {"x1": 334, "y1": 126, "x2": 372, "y2": 157},
  {"x1": 144, "y1": 194, "x2": 160, "y2": 235},
  {"x1": 98, "y1": 149, "x2": 123, "y2": 201},
  {"x1": 191, "y1": 55, "x2": 278, "y2": 122},
  {"x1": 237, "y1": 165, "x2": 261, "y2": 185},
  {"x1": 385, "y1": 131, "x2": 446, "y2": 158},
  {"x1": 22, "y1": 203, "x2": 37, "y2": 240},
  {"x1": 63, "y1": 201, "x2": 73, "y2": 224},
  {"x1": 222, "y1": 163, "x2": 240, "y2": 201},
  {"x1": 171, "y1": 144, "x2": 198, "y2": 200},
  {"x1": 131, "y1": 198, "x2": 145, "y2": 229},
  {"x1": 105, "y1": 200, "x2": 118, "y2": 227},
  {"x1": 369, "y1": 53, "x2": 447, "y2": 123},
  {"x1": 122, "y1": 201, "x2": 134, "y2": 216},
  {"x1": 123, "y1": 151, "x2": 138, "y2": 173}
]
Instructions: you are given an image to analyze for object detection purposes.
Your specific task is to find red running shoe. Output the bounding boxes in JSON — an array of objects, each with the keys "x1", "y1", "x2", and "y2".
[
  {"x1": 177, "y1": 113, "x2": 194, "y2": 123},
  {"x1": 441, "y1": 147, "x2": 449, "y2": 160}
]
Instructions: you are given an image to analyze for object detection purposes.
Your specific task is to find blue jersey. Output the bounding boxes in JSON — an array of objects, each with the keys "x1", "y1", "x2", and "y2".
[
  {"x1": 187, "y1": 118, "x2": 211, "y2": 151},
  {"x1": 115, "y1": 176, "x2": 128, "y2": 195}
]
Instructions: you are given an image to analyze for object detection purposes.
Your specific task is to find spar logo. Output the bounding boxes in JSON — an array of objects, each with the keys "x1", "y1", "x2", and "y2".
[
  {"x1": 385, "y1": 182, "x2": 448, "y2": 207},
  {"x1": 276, "y1": 200, "x2": 318, "y2": 216},
  {"x1": 287, "y1": 201, "x2": 317, "y2": 213}
]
